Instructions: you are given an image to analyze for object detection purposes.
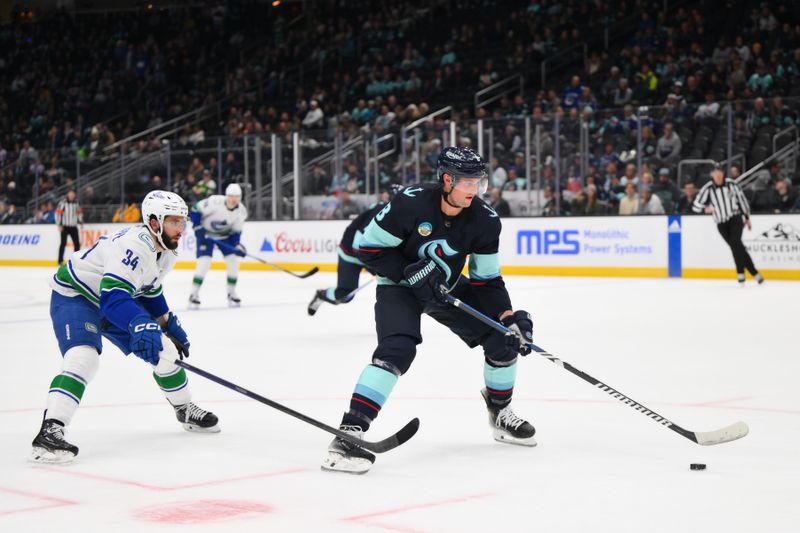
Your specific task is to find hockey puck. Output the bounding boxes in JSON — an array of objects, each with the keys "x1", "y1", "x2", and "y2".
[{"x1": 690, "y1": 463, "x2": 706, "y2": 470}]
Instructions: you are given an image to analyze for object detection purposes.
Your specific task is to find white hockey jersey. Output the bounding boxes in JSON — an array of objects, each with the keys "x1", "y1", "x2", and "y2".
[
  {"x1": 192, "y1": 195, "x2": 248, "y2": 238},
  {"x1": 51, "y1": 224, "x2": 177, "y2": 305}
]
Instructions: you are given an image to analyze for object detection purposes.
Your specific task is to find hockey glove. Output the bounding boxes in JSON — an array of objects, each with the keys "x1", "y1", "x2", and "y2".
[
  {"x1": 234, "y1": 243, "x2": 247, "y2": 257},
  {"x1": 194, "y1": 227, "x2": 206, "y2": 243},
  {"x1": 163, "y1": 312, "x2": 190, "y2": 359},
  {"x1": 404, "y1": 252, "x2": 447, "y2": 307},
  {"x1": 501, "y1": 310, "x2": 534, "y2": 356},
  {"x1": 129, "y1": 314, "x2": 163, "y2": 365}
]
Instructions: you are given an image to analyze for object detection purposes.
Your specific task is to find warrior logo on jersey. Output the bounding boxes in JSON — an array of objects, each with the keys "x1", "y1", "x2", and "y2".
[{"x1": 417, "y1": 222, "x2": 433, "y2": 237}]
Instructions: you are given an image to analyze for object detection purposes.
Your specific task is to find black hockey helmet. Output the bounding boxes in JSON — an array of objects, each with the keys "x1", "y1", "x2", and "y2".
[
  {"x1": 437, "y1": 146, "x2": 488, "y2": 183},
  {"x1": 388, "y1": 183, "x2": 405, "y2": 200}
]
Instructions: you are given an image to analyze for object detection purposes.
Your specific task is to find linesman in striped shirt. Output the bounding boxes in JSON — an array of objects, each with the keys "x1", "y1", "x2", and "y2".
[
  {"x1": 693, "y1": 164, "x2": 764, "y2": 285},
  {"x1": 56, "y1": 190, "x2": 83, "y2": 265}
]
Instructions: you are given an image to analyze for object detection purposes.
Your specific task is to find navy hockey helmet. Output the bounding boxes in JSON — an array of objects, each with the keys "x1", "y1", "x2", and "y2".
[
  {"x1": 388, "y1": 183, "x2": 404, "y2": 200},
  {"x1": 437, "y1": 146, "x2": 488, "y2": 199},
  {"x1": 437, "y1": 146, "x2": 487, "y2": 182}
]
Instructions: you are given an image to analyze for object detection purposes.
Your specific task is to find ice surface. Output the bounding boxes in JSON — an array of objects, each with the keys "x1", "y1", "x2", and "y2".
[{"x1": 1, "y1": 267, "x2": 798, "y2": 532}]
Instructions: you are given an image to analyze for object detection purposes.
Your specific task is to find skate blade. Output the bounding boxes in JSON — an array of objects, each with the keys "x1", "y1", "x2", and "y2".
[
  {"x1": 188, "y1": 302, "x2": 200, "y2": 310},
  {"x1": 321, "y1": 453, "x2": 372, "y2": 474},
  {"x1": 492, "y1": 430, "x2": 538, "y2": 447},
  {"x1": 30, "y1": 447, "x2": 76, "y2": 465},
  {"x1": 227, "y1": 300, "x2": 241, "y2": 308},
  {"x1": 182, "y1": 423, "x2": 221, "y2": 433}
]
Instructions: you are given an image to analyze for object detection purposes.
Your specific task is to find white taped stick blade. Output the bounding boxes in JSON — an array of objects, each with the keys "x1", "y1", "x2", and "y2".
[{"x1": 695, "y1": 421, "x2": 749, "y2": 445}]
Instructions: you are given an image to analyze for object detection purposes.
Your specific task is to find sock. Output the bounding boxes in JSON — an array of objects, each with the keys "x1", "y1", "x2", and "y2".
[
  {"x1": 342, "y1": 364, "x2": 398, "y2": 431},
  {"x1": 45, "y1": 346, "x2": 99, "y2": 425},
  {"x1": 191, "y1": 277, "x2": 203, "y2": 297},
  {"x1": 484, "y1": 360, "x2": 517, "y2": 409},
  {"x1": 153, "y1": 356, "x2": 191, "y2": 406}
]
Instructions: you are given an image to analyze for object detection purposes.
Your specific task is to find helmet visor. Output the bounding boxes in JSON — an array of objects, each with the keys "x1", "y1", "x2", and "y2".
[{"x1": 452, "y1": 175, "x2": 488, "y2": 196}]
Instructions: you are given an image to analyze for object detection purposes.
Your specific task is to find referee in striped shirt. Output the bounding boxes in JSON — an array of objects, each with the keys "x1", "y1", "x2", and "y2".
[
  {"x1": 692, "y1": 164, "x2": 764, "y2": 285},
  {"x1": 56, "y1": 189, "x2": 83, "y2": 265}
]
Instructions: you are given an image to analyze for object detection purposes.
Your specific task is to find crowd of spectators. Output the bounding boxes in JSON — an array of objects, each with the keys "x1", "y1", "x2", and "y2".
[{"x1": 4, "y1": 0, "x2": 800, "y2": 221}]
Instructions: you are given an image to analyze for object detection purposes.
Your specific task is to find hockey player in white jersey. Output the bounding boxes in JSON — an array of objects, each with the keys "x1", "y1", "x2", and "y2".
[
  {"x1": 31, "y1": 190, "x2": 220, "y2": 465},
  {"x1": 188, "y1": 183, "x2": 248, "y2": 307}
]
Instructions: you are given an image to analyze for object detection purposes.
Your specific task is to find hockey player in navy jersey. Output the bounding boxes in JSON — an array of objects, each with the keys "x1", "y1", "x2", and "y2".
[
  {"x1": 189, "y1": 183, "x2": 248, "y2": 307},
  {"x1": 322, "y1": 147, "x2": 536, "y2": 474},
  {"x1": 307, "y1": 184, "x2": 403, "y2": 316},
  {"x1": 32, "y1": 191, "x2": 219, "y2": 464}
]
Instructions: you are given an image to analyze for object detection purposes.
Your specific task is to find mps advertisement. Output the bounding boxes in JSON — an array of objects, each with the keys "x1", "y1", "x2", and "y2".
[{"x1": 0, "y1": 215, "x2": 798, "y2": 279}]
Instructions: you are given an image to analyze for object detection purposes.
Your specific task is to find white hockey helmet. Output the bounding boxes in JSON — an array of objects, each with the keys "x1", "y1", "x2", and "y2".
[
  {"x1": 141, "y1": 190, "x2": 188, "y2": 248},
  {"x1": 225, "y1": 183, "x2": 243, "y2": 197}
]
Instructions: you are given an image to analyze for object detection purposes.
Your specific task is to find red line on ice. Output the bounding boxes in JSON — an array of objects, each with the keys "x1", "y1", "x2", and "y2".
[
  {"x1": 33, "y1": 466, "x2": 307, "y2": 492},
  {"x1": 342, "y1": 493, "x2": 493, "y2": 533},
  {"x1": 0, "y1": 486, "x2": 77, "y2": 517}
]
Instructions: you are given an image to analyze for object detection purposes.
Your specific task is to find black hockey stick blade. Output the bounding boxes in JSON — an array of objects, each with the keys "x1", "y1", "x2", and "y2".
[
  {"x1": 440, "y1": 289, "x2": 749, "y2": 447},
  {"x1": 294, "y1": 265, "x2": 320, "y2": 279},
  {"x1": 170, "y1": 358, "x2": 418, "y2": 453}
]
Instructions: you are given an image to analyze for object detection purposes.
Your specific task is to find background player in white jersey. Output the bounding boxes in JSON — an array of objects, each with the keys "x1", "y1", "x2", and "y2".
[
  {"x1": 32, "y1": 191, "x2": 220, "y2": 464},
  {"x1": 189, "y1": 183, "x2": 249, "y2": 307}
]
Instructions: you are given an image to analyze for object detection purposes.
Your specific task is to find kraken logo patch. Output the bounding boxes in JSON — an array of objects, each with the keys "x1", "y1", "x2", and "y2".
[{"x1": 417, "y1": 222, "x2": 433, "y2": 237}]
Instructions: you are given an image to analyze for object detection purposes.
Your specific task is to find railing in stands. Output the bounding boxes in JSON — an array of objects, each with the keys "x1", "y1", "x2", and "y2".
[{"x1": 474, "y1": 74, "x2": 525, "y2": 116}]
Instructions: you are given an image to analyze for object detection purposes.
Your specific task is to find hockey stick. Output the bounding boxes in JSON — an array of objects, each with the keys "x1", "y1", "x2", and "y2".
[
  {"x1": 209, "y1": 238, "x2": 319, "y2": 278},
  {"x1": 340, "y1": 276, "x2": 376, "y2": 302},
  {"x1": 440, "y1": 291, "x2": 749, "y2": 446},
  {"x1": 169, "y1": 357, "x2": 419, "y2": 453}
]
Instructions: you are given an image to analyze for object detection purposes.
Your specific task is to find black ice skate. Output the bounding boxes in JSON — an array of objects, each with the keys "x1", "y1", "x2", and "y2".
[
  {"x1": 481, "y1": 389, "x2": 537, "y2": 447},
  {"x1": 321, "y1": 425, "x2": 376, "y2": 474},
  {"x1": 188, "y1": 294, "x2": 201, "y2": 308},
  {"x1": 31, "y1": 418, "x2": 78, "y2": 464},
  {"x1": 307, "y1": 289, "x2": 337, "y2": 316},
  {"x1": 174, "y1": 402, "x2": 221, "y2": 433},
  {"x1": 227, "y1": 291, "x2": 241, "y2": 307}
]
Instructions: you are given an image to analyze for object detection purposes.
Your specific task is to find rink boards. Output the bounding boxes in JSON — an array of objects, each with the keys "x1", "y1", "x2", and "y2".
[{"x1": 1, "y1": 214, "x2": 798, "y2": 280}]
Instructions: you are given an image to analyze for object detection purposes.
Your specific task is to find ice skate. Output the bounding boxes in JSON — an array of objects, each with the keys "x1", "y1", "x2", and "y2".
[
  {"x1": 307, "y1": 289, "x2": 337, "y2": 316},
  {"x1": 188, "y1": 294, "x2": 201, "y2": 308},
  {"x1": 481, "y1": 389, "x2": 537, "y2": 447},
  {"x1": 174, "y1": 402, "x2": 220, "y2": 433},
  {"x1": 31, "y1": 418, "x2": 78, "y2": 464},
  {"x1": 755, "y1": 273, "x2": 765, "y2": 285},
  {"x1": 227, "y1": 291, "x2": 241, "y2": 307},
  {"x1": 321, "y1": 425, "x2": 375, "y2": 474}
]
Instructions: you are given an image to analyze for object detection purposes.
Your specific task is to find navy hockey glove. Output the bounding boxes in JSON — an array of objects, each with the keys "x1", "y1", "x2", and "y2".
[
  {"x1": 162, "y1": 312, "x2": 190, "y2": 359},
  {"x1": 129, "y1": 315, "x2": 163, "y2": 365},
  {"x1": 501, "y1": 310, "x2": 534, "y2": 356},
  {"x1": 234, "y1": 243, "x2": 247, "y2": 257},
  {"x1": 404, "y1": 251, "x2": 447, "y2": 306}
]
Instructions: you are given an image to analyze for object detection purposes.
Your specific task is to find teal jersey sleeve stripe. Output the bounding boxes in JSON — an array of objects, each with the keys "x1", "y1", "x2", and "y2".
[
  {"x1": 352, "y1": 229, "x2": 366, "y2": 250},
  {"x1": 469, "y1": 252, "x2": 502, "y2": 280},
  {"x1": 361, "y1": 219, "x2": 403, "y2": 249},
  {"x1": 337, "y1": 247, "x2": 366, "y2": 266}
]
